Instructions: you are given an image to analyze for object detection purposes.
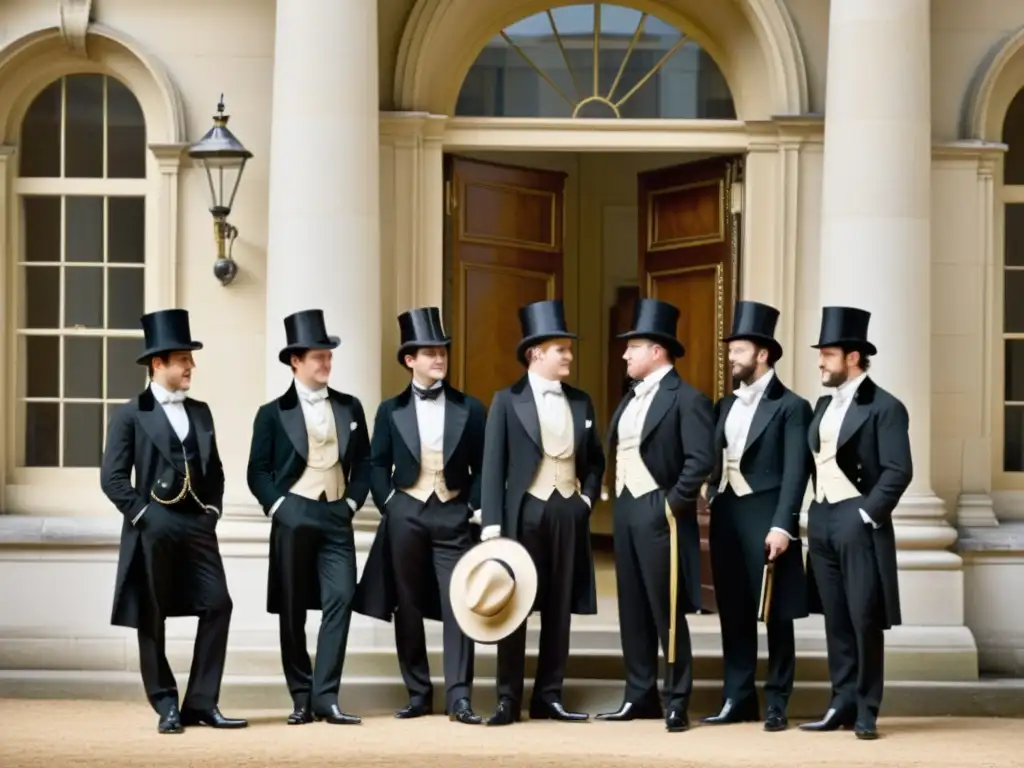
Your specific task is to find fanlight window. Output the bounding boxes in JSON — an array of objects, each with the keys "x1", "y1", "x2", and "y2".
[{"x1": 456, "y1": 3, "x2": 735, "y2": 119}]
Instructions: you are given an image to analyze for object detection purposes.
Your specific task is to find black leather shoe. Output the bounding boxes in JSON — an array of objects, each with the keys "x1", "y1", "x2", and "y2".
[
  {"x1": 595, "y1": 701, "x2": 663, "y2": 721},
  {"x1": 764, "y1": 706, "x2": 788, "y2": 732},
  {"x1": 395, "y1": 701, "x2": 433, "y2": 719},
  {"x1": 700, "y1": 697, "x2": 760, "y2": 725},
  {"x1": 799, "y1": 707, "x2": 856, "y2": 732},
  {"x1": 665, "y1": 707, "x2": 690, "y2": 733},
  {"x1": 529, "y1": 700, "x2": 588, "y2": 722},
  {"x1": 449, "y1": 698, "x2": 482, "y2": 725},
  {"x1": 854, "y1": 719, "x2": 879, "y2": 740},
  {"x1": 287, "y1": 705, "x2": 313, "y2": 725},
  {"x1": 180, "y1": 706, "x2": 248, "y2": 729},
  {"x1": 486, "y1": 697, "x2": 520, "y2": 726},
  {"x1": 158, "y1": 705, "x2": 184, "y2": 734},
  {"x1": 314, "y1": 704, "x2": 362, "y2": 725}
]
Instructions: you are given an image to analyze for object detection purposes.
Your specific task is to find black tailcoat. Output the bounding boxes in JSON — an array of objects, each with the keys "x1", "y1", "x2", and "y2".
[
  {"x1": 100, "y1": 387, "x2": 225, "y2": 633},
  {"x1": 481, "y1": 375, "x2": 605, "y2": 615},
  {"x1": 805, "y1": 376, "x2": 912, "y2": 628},
  {"x1": 354, "y1": 383, "x2": 487, "y2": 622},
  {"x1": 246, "y1": 383, "x2": 371, "y2": 613},
  {"x1": 607, "y1": 369, "x2": 715, "y2": 614},
  {"x1": 707, "y1": 373, "x2": 811, "y2": 621}
]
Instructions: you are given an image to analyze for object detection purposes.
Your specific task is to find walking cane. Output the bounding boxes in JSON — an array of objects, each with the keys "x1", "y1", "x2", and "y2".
[{"x1": 665, "y1": 501, "x2": 679, "y2": 671}]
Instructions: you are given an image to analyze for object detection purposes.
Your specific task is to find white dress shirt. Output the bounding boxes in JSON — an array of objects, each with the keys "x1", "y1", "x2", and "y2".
[
  {"x1": 412, "y1": 380, "x2": 445, "y2": 452},
  {"x1": 133, "y1": 381, "x2": 219, "y2": 525},
  {"x1": 270, "y1": 378, "x2": 357, "y2": 517},
  {"x1": 527, "y1": 370, "x2": 589, "y2": 509},
  {"x1": 619, "y1": 364, "x2": 674, "y2": 438},
  {"x1": 821, "y1": 371, "x2": 878, "y2": 528}
]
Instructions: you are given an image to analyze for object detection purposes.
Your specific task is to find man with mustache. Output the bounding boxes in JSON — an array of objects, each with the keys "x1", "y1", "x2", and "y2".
[
  {"x1": 478, "y1": 299, "x2": 605, "y2": 726},
  {"x1": 101, "y1": 309, "x2": 246, "y2": 734},
  {"x1": 800, "y1": 306, "x2": 912, "y2": 740},
  {"x1": 702, "y1": 301, "x2": 811, "y2": 732},
  {"x1": 247, "y1": 309, "x2": 371, "y2": 726},
  {"x1": 597, "y1": 298, "x2": 715, "y2": 733},
  {"x1": 354, "y1": 306, "x2": 486, "y2": 725}
]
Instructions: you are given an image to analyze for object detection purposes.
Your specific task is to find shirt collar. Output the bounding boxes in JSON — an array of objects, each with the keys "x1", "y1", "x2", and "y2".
[
  {"x1": 834, "y1": 371, "x2": 868, "y2": 403},
  {"x1": 642, "y1": 364, "x2": 674, "y2": 388},
  {"x1": 149, "y1": 380, "x2": 185, "y2": 404},
  {"x1": 294, "y1": 377, "x2": 327, "y2": 399},
  {"x1": 412, "y1": 379, "x2": 443, "y2": 392},
  {"x1": 741, "y1": 368, "x2": 774, "y2": 396},
  {"x1": 528, "y1": 369, "x2": 563, "y2": 394}
]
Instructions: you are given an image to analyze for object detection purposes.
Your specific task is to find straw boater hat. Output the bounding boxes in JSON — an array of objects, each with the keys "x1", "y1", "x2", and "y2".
[{"x1": 450, "y1": 538, "x2": 538, "y2": 644}]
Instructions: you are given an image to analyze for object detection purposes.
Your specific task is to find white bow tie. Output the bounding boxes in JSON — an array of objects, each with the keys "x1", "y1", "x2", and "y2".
[
  {"x1": 160, "y1": 391, "x2": 186, "y2": 405},
  {"x1": 302, "y1": 388, "x2": 328, "y2": 405},
  {"x1": 534, "y1": 381, "x2": 563, "y2": 397},
  {"x1": 735, "y1": 386, "x2": 758, "y2": 406}
]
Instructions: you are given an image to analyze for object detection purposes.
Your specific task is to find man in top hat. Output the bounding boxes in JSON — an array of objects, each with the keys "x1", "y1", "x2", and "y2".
[
  {"x1": 353, "y1": 306, "x2": 486, "y2": 724},
  {"x1": 100, "y1": 309, "x2": 247, "y2": 734},
  {"x1": 800, "y1": 306, "x2": 912, "y2": 740},
  {"x1": 597, "y1": 298, "x2": 714, "y2": 733},
  {"x1": 701, "y1": 300, "x2": 812, "y2": 732},
  {"x1": 478, "y1": 299, "x2": 605, "y2": 726},
  {"x1": 246, "y1": 309, "x2": 371, "y2": 726}
]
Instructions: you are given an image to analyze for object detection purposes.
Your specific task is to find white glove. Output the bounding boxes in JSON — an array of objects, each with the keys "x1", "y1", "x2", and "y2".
[
  {"x1": 480, "y1": 525, "x2": 501, "y2": 541},
  {"x1": 469, "y1": 508, "x2": 482, "y2": 526}
]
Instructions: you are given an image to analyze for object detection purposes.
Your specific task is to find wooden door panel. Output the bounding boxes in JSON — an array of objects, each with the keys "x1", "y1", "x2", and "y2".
[
  {"x1": 638, "y1": 156, "x2": 742, "y2": 614},
  {"x1": 446, "y1": 156, "x2": 565, "y2": 406}
]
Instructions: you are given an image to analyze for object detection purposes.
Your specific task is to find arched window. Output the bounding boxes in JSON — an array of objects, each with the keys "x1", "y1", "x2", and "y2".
[
  {"x1": 15, "y1": 74, "x2": 147, "y2": 468},
  {"x1": 455, "y1": 3, "x2": 734, "y2": 119},
  {"x1": 1003, "y1": 88, "x2": 1024, "y2": 472}
]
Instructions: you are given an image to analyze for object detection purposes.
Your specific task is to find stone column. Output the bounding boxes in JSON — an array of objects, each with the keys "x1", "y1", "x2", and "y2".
[
  {"x1": 817, "y1": 0, "x2": 976, "y2": 677},
  {"x1": 264, "y1": 0, "x2": 380, "y2": 414}
]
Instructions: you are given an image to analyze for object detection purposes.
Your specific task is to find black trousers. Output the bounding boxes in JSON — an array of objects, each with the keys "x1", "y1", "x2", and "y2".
[
  {"x1": 137, "y1": 504, "x2": 232, "y2": 717},
  {"x1": 710, "y1": 487, "x2": 795, "y2": 710},
  {"x1": 497, "y1": 491, "x2": 587, "y2": 710},
  {"x1": 807, "y1": 497, "x2": 885, "y2": 720},
  {"x1": 387, "y1": 491, "x2": 475, "y2": 711},
  {"x1": 272, "y1": 494, "x2": 358, "y2": 713},
  {"x1": 613, "y1": 488, "x2": 692, "y2": 712}
]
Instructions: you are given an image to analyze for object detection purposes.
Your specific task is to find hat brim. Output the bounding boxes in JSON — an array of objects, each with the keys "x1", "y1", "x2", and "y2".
[
  {"x1": 722, "y1": 333, "x2": 783, "y2": 361},
  {"x1": 278, "y1": 336, "x2": 341, "y2": 365},
  {"x1": 397, "y1": 338, "x2": 452, "y2": 366},
  {"x1": 810, "y1": 339, "x2": 877, "y2": 357},
  {"x1": 136, "y1": 341, "x2": 204, "y2": 365},
  {"x1": 515, "y1": 332, "x2": 579, "y2": 366},
  {"x1": 450, "y1": 538, "x2": 538, "y2": 645},
  {"x1": 616, "y1": 331, "x2": 685, "y2": 359}
]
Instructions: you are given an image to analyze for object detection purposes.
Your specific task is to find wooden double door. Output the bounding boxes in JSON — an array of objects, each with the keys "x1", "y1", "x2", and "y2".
[{"x1": 443, "y1": 154, "x2": 742, "y2": 613}]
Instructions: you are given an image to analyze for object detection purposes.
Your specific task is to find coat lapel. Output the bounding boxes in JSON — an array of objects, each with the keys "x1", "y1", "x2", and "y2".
[
  {"x1": 743, "y1": 375, "x2": 785, "y2": 455},
  {"x1": 641, "y1": 369, "x2": 678, "y2": 444},
  {"x1": 838, "y1": 376, "x2": 875, "y2": 449},
  {"x1": 566, "y1": 387, "x2": 587, "y2": 449},
  {"x1": 511, "y1": 376, "x2": 542, "y2": 450},
  {"x1": 808, "y1": 396, "x2": 830, "y2": 453},
  {"x1": 278, "y1": 384, "x2": 309, "y2": 461},
  {"x1": 137, "y1": 387, "x2": 176, "y2": 464},
  {"x1": 329, "y1": 390, "x2": 352, "y2": 458},
  {"x1": 392, "y1": 387, "x2": 420, "y2": 459},
  {"x1": 183, "y1": 400, "x2": 212, "y2": 471},
  {"x1": 715, "y1": 396, "x2": 734, "y2": 455},
  {"x1": 443, "y1": 386, "x2": 469, "y2": 465}
]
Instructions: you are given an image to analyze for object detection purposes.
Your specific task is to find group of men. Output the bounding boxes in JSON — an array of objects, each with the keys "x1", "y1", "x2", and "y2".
[{"x1": 99, "y1": 295, "x2": 911, "y2": 742}]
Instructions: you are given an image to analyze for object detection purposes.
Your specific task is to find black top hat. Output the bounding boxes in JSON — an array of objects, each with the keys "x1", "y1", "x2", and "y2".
[
  {"x1": 515, "y1": 300, "x2": 577, "y2": 366},
  {"x1": 397, "y1": 306, "x2": 451, "y2": 365},
  {"x1": 617, "y1": 298, "x2": 685, "y2": 358},
  {"x1": 723, "y1": 300, "x2": 783, "y2": 361},
  {"x1": 136, "y1": 309, "x2": 203, "y2": 364},
  {"x1": 811, "y1": 306, "x2": 877, "y2": 357},
  {"x1": 278, "y1": 309, "x2": 340, "y2": 365}
]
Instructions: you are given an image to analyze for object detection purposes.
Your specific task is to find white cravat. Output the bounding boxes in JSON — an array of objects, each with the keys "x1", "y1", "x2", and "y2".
[
  {"x1": 621, "y1": 364, "x2": 673, "y2": 433},
  {"x1": 528, "y1": 370, "x2": 567, "y2": 433},
  {"x1": 149, "y1": 381, "x2": 189, "y2": 442},
  {"x1": 295, "y1": 378, "x2": 329, "y2": 441},
  {"x1": 821, "y1": 371, "x2": 877, "y2": 528},
  {"x1": 412, "y1": 380, "x2": 445, "y2": 453},
  {"x1": 724, "y1": 369, "x2": 774, "y2": 461}
]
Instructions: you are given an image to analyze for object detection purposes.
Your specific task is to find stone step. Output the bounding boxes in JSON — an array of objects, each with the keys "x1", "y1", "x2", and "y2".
[{"x1": 2, "y1": 669, "x2": 1023, "y2": 718}]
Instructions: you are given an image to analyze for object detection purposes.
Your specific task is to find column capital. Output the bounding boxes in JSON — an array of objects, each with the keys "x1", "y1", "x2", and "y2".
[{"x1": 148, "y1": 142, "x2": 189, "y2": 170}]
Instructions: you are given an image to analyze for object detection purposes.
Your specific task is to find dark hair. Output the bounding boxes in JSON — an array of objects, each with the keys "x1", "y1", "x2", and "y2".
[
  {"x1": 841, "y1": 346, "x2": 871, "y2": 371},
  {"x1": 755, "y1": 343, "x2": 780, "y2": 368},
  {"x1": 289, "y1": 349, "x2": 309, "y2": 372},
  {"x1": 146, "y1": 353, "x2": 171, "y2": 379}
]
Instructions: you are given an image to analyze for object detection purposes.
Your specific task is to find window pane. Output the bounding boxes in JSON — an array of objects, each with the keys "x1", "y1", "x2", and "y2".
[
  {"x1": 22, "y1": 196, "x2": 61, "y2": 263},
  {"x1": 64, "y1": 336, "x2": 102, "y2": 399},
  {"x1": 64, "y1": 265, "x2": 103, "y2": 328},
  {"x1": 66, "y1": 196, "x2": 104, "y2": 262},
  {"x1": 1005, "y1": 405, "x2": 1024, "y2": 471},
  {"x1": 108, "y1": 197, "x2": 145, "y2": 263},
  {"x1": 106, "y1": 78, "x2": 146, "y2": 179},
  {"x1": 107, "y1": 337, "x2": 144, "y2": 399},
  {"x1": 24, "y1": 335, "x2": 59, "y2": 398},
  {"x1": 64, "y1": 403, "x2": 103, "y2": 467},
  {"x1": 20, "y1": 80, "x2": 61, "y2": 178},
  {"x1": 24, "y1": 402, "x2": 59, "y2": 466},
  {"x1": 1007, "y1": 204, "x2": 1024, "y2": 268},
  {"x1": 64, "y1": 74, "x2": 104, "y2": 178},
  {"x1": 107, "y1": 267, "x2": 145, "y2": 330},
  {"x1": 1005, "y1": 271, "x2": 1024, "y2": 333},
  {"x1": 23, "y1": 266, "x2": 60, "y2": 328},
  {"x1": 1005, "y1": 340, "x2": 1024, "y2": 402},
  {"x1": 1003, "y1": 88, "x2": 1024, "y2": 186}
]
